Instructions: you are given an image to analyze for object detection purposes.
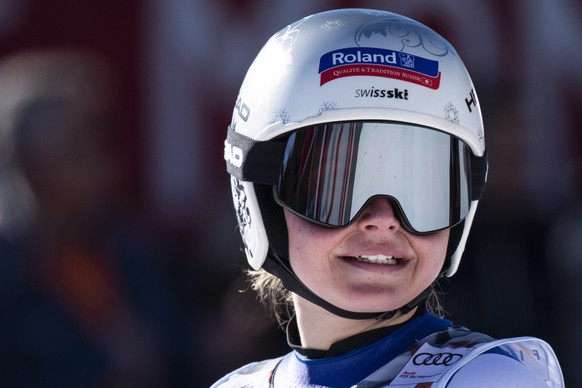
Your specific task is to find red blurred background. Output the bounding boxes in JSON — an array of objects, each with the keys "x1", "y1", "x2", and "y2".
[{"x1": 0, "y1": 1, "x2": 580, "y2": 386}]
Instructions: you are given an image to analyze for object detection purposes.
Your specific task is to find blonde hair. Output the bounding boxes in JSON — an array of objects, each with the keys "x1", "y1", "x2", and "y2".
[{"x1": 247, "y1": 268, "x2": 294, "y2": 327}]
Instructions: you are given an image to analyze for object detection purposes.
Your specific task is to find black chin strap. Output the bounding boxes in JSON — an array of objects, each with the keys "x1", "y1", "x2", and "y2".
[{"x1": 262, "y1": 253, "x2": 435, "y2": 321}]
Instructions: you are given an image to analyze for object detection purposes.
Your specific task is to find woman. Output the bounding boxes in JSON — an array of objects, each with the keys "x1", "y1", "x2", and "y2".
[{"x1": 215, "y1": 8, "x2": 563, "y2": 387}]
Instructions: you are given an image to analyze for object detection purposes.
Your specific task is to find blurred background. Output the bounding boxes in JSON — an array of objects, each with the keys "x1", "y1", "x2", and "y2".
[{"x1": 0, "y1": 0, "x2": 579, "y2": 387}]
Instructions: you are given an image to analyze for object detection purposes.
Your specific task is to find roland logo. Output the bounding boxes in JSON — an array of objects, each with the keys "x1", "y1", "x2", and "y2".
[{"x1": 331, "y1": 49, "x2": 397, "y2": 66}]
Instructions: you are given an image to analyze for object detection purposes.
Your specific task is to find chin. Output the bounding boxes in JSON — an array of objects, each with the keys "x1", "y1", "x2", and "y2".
[{"x1": 332, "y1": 295, "x2": 410, "y2": 314}]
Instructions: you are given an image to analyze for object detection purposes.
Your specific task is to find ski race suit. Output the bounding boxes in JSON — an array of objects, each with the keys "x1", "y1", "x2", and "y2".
[{"x1": 212, "y1": 311, "x2": 564, "y2": 387}]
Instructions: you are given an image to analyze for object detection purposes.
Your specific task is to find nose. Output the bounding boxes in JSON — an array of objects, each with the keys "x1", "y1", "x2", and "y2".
[{"x1": 356, "y1": 197, "x2": 401, "y2": 233}]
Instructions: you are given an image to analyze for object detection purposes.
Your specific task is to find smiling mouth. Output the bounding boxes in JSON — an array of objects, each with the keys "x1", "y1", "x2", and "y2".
[{"x1": 350, "y1": 254, "x2": 401, "y2": 265}]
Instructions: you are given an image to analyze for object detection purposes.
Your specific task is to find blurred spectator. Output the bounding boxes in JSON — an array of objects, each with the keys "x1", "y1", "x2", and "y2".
[{"x1": 0, "y1": 48, "x2": 188, "y2": 387}]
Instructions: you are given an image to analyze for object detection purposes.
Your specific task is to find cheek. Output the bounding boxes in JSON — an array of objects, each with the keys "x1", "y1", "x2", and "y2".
[
  {"x1": 287, "y1": 221, "x2": 316, "y2": 284},
  {"x1": 286, "y1": 213, "x2": 317, "y2": 265},
  {"x1": 410, "y1": 229, "x2": 449, "y2": 274},
  {"x1": 285, "y1": 211, "x2": 336, "y2": 276}
]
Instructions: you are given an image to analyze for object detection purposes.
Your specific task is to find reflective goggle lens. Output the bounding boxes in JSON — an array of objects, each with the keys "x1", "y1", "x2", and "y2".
[{"x1": 275, "y1": 121, "x2": 471, "y2": 234}]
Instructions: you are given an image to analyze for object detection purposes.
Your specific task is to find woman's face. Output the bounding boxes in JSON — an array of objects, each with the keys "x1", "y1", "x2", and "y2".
[{"x1": 285, "y1": 198, "x2": 449, "y2": 313}]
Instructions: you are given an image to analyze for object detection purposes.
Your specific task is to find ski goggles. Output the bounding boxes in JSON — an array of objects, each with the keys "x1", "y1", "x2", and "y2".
[{"x1": 226, "y1": 121, "x2": 487, "y2": 234}]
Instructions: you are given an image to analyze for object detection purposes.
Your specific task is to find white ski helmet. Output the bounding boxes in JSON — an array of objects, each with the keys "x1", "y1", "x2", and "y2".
[{"x1": 225, "y1": 8, "x2": 487, "y2": 317}]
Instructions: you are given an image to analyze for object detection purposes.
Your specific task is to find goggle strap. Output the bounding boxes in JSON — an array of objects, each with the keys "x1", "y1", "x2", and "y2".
[
  {"x1": 226, "y1": 125, "x2": 488, "y2": 200},
  {"x1": 225, "y1": 126, "x2": 285, "y2": 185}
]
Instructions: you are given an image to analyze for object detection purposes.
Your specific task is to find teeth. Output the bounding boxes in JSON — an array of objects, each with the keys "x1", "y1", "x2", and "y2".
[{"x1": 355, "y1": 255, "x2": 399, "y2": 265}]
